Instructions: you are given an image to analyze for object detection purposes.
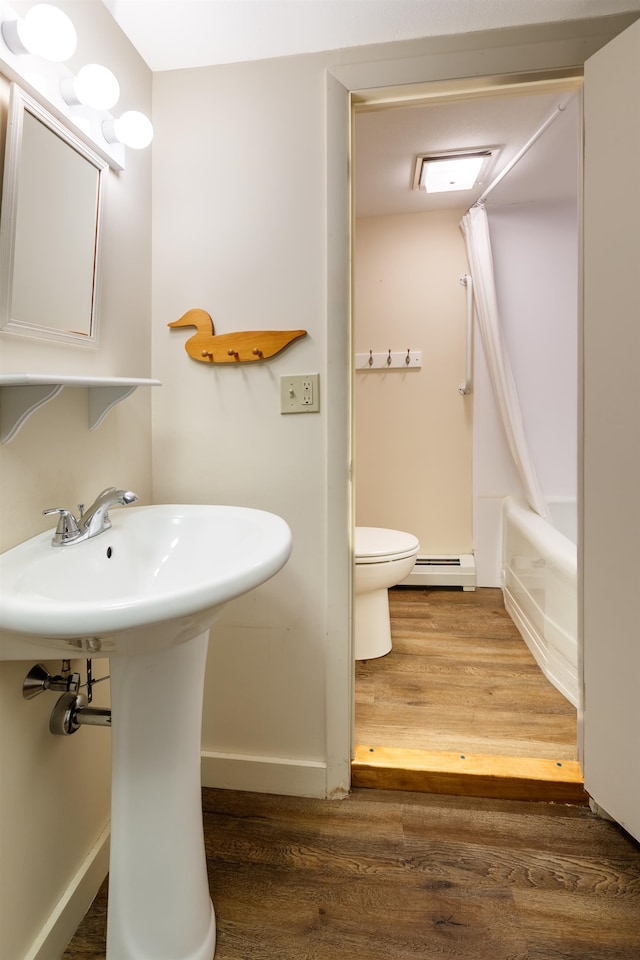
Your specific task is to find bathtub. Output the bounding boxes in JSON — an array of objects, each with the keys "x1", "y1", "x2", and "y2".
[{"x1": 501, "y1": 496, "x2": 577, "y2": 707}]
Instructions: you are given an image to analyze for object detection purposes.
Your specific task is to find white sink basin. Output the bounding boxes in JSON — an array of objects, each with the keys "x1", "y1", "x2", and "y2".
[
  {"x1": 0, "y1": 503, "x2": 292, "y2": 659},
  {"x1": 0, "y1": 502, "x2": 292, "y2": 960}
]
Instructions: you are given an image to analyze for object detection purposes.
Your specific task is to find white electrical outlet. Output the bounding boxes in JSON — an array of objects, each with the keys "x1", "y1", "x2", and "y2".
[{"x1": 280, "y1": 374, "x2": 320, "y2": 413}]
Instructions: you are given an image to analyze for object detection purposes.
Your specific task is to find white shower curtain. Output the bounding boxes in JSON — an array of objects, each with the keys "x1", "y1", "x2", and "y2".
[{"x1": 460, "y1": 203, "x2": 550, "y2": 520}]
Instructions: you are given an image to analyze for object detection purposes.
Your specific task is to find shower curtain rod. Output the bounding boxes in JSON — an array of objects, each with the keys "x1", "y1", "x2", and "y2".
[{"x1": 469, "y1": 94, "x2": 577, "y2": 211}]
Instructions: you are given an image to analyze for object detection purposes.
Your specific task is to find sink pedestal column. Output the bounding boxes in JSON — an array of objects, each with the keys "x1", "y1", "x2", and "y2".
[{"x1": 106, "y1": 631, "x2": 216, "y2": 960}]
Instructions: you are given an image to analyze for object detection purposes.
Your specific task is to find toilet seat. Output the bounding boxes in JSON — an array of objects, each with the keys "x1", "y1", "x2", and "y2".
[{"x1": 355, "y1": 527, "x2": 419, "y2": 564}]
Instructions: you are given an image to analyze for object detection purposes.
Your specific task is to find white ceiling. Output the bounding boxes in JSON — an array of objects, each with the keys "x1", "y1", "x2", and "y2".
[
  {"x1": 354, "y1": 88, "x2": 580, "y2": 217},
  {"x1": 100, "y1": 0, "x2": 621, "y2": 217},
  {"x1": 102, "y1": 0, "x2": 640, "y2": 73}
]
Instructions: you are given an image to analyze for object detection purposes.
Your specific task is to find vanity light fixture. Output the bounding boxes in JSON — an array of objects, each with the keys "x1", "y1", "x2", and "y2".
[
  {"x1": 103, "y1": 110, "x2": 154, "y2": 150},
  {"x1": 60, "y1": 63, "x2": 120, "y2": 111},
  {"x1": 0, "y1": 0, "x2": 152, "y2": 168},
  {"x1": 415, "y1": 151, "x2": 493, "y2": 194},
  {"x1": 0, "y1": 2, "x2": 76, "y2": 61}
]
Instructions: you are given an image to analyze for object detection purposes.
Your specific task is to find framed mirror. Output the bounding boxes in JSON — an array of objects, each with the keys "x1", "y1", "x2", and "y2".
[{"x1": 0, "y1": 83, "x2": 106, "y2": 344}]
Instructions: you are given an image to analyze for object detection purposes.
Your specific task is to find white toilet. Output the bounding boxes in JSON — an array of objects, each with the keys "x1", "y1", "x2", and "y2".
[{"x1": 354, "y1": 526, "x2": 420, "y2": 660}]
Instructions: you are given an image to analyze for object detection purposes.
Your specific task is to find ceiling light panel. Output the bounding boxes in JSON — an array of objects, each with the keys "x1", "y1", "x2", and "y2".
[{"x1": 416, "y1": 151, "x2": 493, "y2": 194}]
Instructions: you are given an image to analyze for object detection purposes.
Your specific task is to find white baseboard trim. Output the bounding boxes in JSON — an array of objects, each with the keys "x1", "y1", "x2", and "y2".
[
  {"x1": 24, "y1": 823, "x2": 110, "y2": 960},
  {"x1": 201, "y1": 751, "x2": 328, "y2": 798}
]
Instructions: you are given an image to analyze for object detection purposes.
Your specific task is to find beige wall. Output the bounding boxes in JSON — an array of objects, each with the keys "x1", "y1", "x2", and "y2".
[
  {"x1": 354, "y1": 209, "x2": 472, "y2": 554},
  {"x1": 0, "y1": 2, "x2": 152, "y2": 957}
]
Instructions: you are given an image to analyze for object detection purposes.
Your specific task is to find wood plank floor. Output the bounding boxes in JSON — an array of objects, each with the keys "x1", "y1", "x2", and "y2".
[
  {"x1": 354, "y1": 587, "x2": 579, "y2": 799},
  {"x1": 64, "y1": 786, "x2": 640, "y2": 960}
]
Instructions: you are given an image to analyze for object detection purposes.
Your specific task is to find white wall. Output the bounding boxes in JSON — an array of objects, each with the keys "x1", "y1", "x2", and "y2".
[
  {"x1": 151, "y1": 15, "x2": 630, "y2": 801},
  {"x1": 0, "y1": 3, "x2": 152, "y2": 957},
  {"x1": 151, "y1": 53, "x2": 332, "y2": 796},
  {"x1": 354, "y1": 209, "x2": 473, "y2": 554},
  {"x1": 582, "y1": 15, "x2": 640, "y2": 841}
]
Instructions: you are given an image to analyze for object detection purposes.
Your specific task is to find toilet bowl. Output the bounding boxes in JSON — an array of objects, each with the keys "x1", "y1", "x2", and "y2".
[{"x1": 354, "y1": 526, "x2": 419, "y2": 660}]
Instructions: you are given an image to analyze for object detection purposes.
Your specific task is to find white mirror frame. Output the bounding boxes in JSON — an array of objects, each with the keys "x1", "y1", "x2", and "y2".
[{"x1": 0, "y1": 83, "x2": 107, "y2": 345}]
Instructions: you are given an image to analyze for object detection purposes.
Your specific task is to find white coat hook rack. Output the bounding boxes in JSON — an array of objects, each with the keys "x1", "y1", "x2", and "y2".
[{"x1": 355, "y1": 349, "x2": 422, "y2": 371}]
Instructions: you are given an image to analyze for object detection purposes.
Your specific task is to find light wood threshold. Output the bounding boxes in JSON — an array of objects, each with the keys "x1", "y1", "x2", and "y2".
[{"x1": 352, "y1": 744, "x2": 588, "y2": 804}]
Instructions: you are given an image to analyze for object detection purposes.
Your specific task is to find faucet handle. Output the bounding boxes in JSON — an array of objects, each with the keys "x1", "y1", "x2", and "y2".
[{"x1": 43, "y1": 508, "x2": 80, "y2": 546}]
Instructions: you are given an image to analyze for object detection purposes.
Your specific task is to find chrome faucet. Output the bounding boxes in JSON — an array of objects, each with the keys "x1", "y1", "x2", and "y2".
[{"x1": 44, "y1": 487, "x2": 139, "y2": 546}]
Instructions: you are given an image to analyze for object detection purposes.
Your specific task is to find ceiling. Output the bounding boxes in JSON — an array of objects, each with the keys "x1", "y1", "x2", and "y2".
[
  {"x1": 102, "y1": 0, "x2": 640, "y2": 73},
  {"x1": 354, "y1": 86, "x2": 580, "y2": 218},
  {"x1": 99, "y1": 1, "x2": 612, "y2": 218}
]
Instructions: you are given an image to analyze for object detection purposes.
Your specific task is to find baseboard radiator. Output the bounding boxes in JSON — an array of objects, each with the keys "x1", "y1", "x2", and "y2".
[{"x1": 400, "y1": 554, "x2": 476, "y2": 590}]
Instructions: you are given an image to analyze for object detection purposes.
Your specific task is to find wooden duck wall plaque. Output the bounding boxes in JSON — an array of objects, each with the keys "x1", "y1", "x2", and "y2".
[{"x1": 168, "y1": 309, "x2": 307, "y2": 364}]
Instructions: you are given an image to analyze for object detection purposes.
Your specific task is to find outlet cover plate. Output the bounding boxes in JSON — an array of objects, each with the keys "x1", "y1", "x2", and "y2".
[{"x1": 280, "y1": 374, "x2": 320, "y2": 413}]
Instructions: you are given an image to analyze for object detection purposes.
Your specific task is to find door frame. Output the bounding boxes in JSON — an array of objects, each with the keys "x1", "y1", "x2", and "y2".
[{"x1": 324, "y1": 15, "x2": 635, "y2": 799}]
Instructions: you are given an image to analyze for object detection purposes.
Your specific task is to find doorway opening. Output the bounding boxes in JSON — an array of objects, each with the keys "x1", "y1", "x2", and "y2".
[{"x1": 350, "y1": 72, "x2": 584, "y2": 801}]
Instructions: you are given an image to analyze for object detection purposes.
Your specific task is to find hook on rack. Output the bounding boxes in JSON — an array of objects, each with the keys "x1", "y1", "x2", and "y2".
[{"x1": 355, "y1": 350, "x2": 423, "y2": 371}]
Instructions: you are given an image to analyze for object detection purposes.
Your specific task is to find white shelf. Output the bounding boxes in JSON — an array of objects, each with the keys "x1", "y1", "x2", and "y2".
[{"x1": 0, "y1": 374, "x2": 161, "y2": 443}]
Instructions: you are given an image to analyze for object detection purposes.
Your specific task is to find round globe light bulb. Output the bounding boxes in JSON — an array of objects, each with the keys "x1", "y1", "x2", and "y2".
[
  {"x1": 73, "y1": 64, "x2": 120, "y2": 110},
  {"x1": 23, "y1": 4, "x2": 77, "y2": 62},
  {"x1": 113, "y1": 111, "x2": 153, "y2": 149}
]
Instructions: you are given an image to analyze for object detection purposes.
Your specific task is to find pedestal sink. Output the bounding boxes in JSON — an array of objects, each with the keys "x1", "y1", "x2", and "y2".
[{"x1": 0, "y1": 504, "x2": 292, "y2": 960}]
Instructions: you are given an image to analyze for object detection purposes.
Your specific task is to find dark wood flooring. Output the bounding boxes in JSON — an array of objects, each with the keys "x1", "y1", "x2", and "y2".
[
  {"x1": 62, "y1": 588, "x2": 612, "y2": 959},
  {"x1": 355, "y1": 586, "x2": 577, "y2": 761},
  {"x1": 64, "y1": 786, "x2": 640, "y2": 960}
]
